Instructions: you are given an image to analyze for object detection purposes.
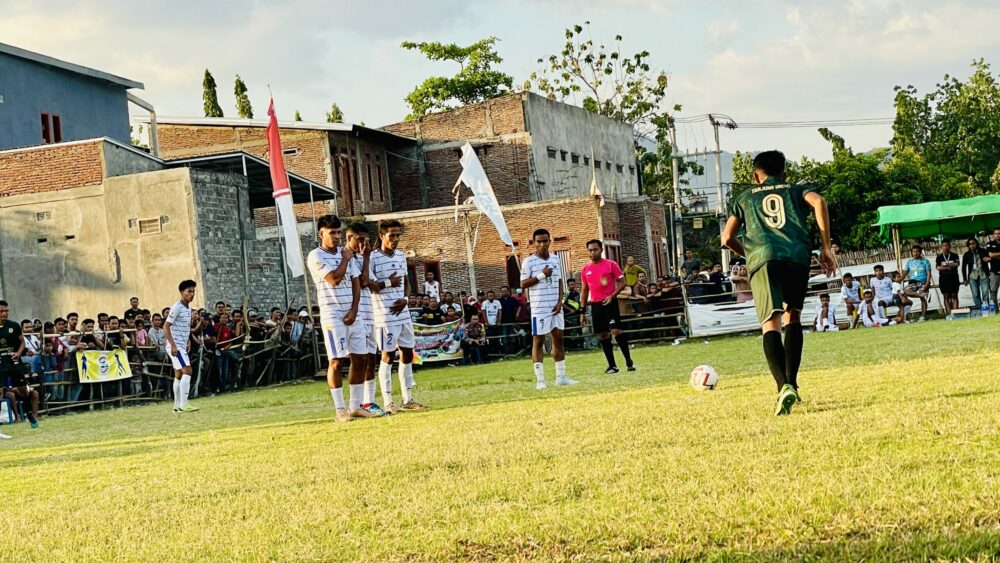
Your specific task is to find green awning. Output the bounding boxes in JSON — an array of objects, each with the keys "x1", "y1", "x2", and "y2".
[{"x1": 875, "y1": 195, "x2": 1000, "y2": 242}]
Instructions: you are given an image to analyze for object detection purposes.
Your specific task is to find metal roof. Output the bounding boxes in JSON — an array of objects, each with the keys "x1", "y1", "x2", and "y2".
[
  {"x1": 0, "y1": 42, "x2": 143, "y2": 89},
  {"x1": 164, "y1": 152, "x2": 337, "y2": 210},
  {"x1": 140, "y1": 116, "x2": 416, "y2": 148}
]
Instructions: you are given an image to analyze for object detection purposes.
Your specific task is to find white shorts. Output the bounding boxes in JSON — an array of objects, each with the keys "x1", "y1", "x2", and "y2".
[
  {"x1": 362, "y1": 323, "x2": 378, "y2": 355},
  {"x1": 165, "y1": 342, "x2": 191, "y2": 371},
  {"x1": 376, "y1": 322, "x2": 415, "y2": 352},
  {"x1": 531, "y1": 312, "x2": 565, "y2": 336},
  {"x1": 322, "y1": 319, "x2": 367, "y2": 360}
]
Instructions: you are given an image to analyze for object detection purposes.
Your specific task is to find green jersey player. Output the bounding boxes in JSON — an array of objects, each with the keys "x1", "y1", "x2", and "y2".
[{"x1": 723, "y1": 150, "x2": 836, "y2": 416}]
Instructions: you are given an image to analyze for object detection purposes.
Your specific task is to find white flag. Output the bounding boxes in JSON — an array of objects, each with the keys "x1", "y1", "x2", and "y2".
[{"x1": 453, "y1": 143, "x2": 514, "y2": 246}]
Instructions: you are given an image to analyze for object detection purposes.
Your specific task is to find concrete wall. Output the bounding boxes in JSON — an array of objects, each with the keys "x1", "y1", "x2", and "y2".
[
  {"x1": 523, "y1": 92, "x2": 639, "y2": 201},
  {"x1": 0, "y1": 52, "x2": 131, "y2": 150},
  {"x1": 0, "y1": 167, "x2": 203, "y2": 319}
]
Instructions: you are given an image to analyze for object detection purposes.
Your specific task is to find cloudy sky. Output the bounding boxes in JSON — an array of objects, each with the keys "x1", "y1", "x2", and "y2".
[{"x1": 2, "y1": 0, "x2": 998, "y2": 159}]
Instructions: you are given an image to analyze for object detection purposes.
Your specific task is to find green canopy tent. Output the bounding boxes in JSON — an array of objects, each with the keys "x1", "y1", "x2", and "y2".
[{"x1": 875, "y1": 195, "x2": 1000, "y2": 270}]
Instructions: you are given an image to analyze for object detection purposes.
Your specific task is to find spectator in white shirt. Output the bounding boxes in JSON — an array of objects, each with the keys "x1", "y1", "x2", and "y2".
[
  {"x1": 840, "y1": 272, "x2": 862, "y2": 327},
  {"x1": 814, "y1": 293, "x2": 838, "y2": 332},
  {"x1": 859, "y1": 288, "x2": 892, "y2": 327},
  {"x1": 423, "y1": 272, "x2": 441, "y2": 301},
  {"x1": 870, "y1": 265, "x2": 895, "y2": 318}
]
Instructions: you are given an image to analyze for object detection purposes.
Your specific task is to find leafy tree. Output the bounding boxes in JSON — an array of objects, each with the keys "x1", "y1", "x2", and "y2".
[
  {"x1": 401, "y1": 37, "x2": 513, "y2": 119},
  {"x1": 234, "y1": 75, "x2": 253, "y2": 119},
  {"x1": 202, "y1": 69, "x2": 223, "y2": 118},
  {"x1": 294, "y1": 110, "x2": 303, "y2": 121},
  {"x1": 892, "y1": 59, "x2": 1000, "y2": 193},
  {"x1": 129, "y1": 124, "x2": 148, "y2": 149},
  {"x1": 325, "y1": 103, "x2": 344, "y2": 123},
  {"x1": 525, "y1": 22, "x2": 668, "y2": 141}
]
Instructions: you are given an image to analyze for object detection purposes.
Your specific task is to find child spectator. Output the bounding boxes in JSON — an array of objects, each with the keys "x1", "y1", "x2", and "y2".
[
  {"x1": 814, "y1": 294, "x2": 838, "y2": 332},
  {"x1": 890, "y1": 272, "x2": 913, "y2": 323},
  {"x1": 859, "y1": 288, "x2": 892, "y2": 327},
  {"x1": 840, "y1": 273, "x2": 862, "y2": 327}
]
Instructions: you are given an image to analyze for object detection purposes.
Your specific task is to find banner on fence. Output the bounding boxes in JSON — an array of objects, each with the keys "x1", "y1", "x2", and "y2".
[
  {"x1": 414, "y1": 320, "x2": 463, "y2": 363},
  {"x1": 76, "y1": 349, "x2": 132, "y2": 382}
]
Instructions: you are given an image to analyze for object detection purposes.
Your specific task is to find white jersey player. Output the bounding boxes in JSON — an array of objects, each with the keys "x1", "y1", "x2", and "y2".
[
  {"x1": 520, "y1": 228, "x2": 577, "y2": 389},
  {"x1": 345, "y1": 222, "x2": 386, "y2": 417},
  {"x1": 371, "y1": 219, "x2": 427, "y2": 412},
  {"x1": 164, "y1": 279, "x2": 199, "y2": 412},
  {"x1": 307, "y1": 214, "x2": 368, "y2": 422}
]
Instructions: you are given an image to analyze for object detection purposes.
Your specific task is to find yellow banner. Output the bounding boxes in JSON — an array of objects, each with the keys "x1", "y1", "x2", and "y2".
[{"x1": 75, "y1": 349, "x2": 133, "y2": 382}]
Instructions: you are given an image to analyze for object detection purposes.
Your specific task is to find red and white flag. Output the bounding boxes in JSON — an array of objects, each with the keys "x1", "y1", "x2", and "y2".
[{"x1": 266, "y1": 98, "x2": 304, "y2": 277}]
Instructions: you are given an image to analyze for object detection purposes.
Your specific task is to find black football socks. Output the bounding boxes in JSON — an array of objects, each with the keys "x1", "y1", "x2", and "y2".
[{"x1": 762, "y1": 330, "x2": 787, "y2": 391}]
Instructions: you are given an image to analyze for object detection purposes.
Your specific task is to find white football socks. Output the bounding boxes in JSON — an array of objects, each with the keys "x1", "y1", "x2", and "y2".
[
  {"x1": 349, "y1": 383, "x2": 364, "y2": 411},
  {"x1": 180, "y1": 374, "x2": 191, "y2": 407},
  {"x1": 363, "y1": 378, "x2": 376, "y2": 405},
  {"x1": 172, "y1": 378, "x2": 181, "y2": 408},
  {"x1": 330, "y1": 387, "x2": 345, "y2": 410},
  {"x1": 555, "y1": 360, "x2": 567, "y2": 378},
  {"x1": 533, "y1": 362, "x2": 545, "y2": 383},
  {"x1": 378, "y1": 361, "x2": 393, "y2": 404},
  {"x1": 399, "y1": 363, "x2": 412, "y2": 404}
]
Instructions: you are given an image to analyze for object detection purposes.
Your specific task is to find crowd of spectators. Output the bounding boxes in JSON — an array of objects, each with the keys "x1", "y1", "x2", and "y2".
[{"x1": 0, "y1": 296, "x2": 322, "y2": 419}]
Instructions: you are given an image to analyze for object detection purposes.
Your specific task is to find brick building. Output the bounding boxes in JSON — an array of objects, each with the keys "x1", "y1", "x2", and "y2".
[
  {"x1": 149, "y1": 92, "x2": 669, "y2": 295},
  {"x1": 147, "y1": 117, "x2": 414, "y2": 223},
  {"x1": 0, "y1": 137, "x2": 330, "y2": 319}
]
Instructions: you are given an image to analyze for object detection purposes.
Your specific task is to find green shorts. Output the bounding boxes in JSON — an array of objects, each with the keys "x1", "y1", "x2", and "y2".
[{"x1": 749, "y1": 260, "x2": 810, "y2": 325}]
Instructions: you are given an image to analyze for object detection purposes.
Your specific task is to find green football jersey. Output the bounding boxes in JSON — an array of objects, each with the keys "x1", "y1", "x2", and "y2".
[{"x1": 729, "y1": 179, "x2": 817, "y2": 276}]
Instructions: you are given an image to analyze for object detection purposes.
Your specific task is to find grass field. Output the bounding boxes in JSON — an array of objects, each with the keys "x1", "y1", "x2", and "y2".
[{"x1": 2, "y1": 318, "x2": 1000, "y2": 561}]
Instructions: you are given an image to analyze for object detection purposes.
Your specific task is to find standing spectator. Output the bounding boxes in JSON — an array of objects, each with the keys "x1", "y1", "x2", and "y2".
[
  {"x1": 423, "y1": 271, "x2": 441, "y2": 301},
  {"x1": 481, "y1": 290, "x2": 502, "y2": 355},
  {"x1": 19, "y1": 319, "x2": 40, "y2": 367},
  {"x1": 731, "y1": 264, "x2": 753, "y2": 303},
  {"x1": 813, "y1": 293, "x2": 838, "y2": 332},
  {"x1": 963, "y1": 238, "x2": 989, "y2": 309},
  {"x1": 840, "y1": 273, "x2": 862, "y2": 327},
  {"x1": 633, "y1": 272, "x2": 650, "y2": 300},
  {"x1": 680, "y1": 250, "x2": 701, "y2": 280},
  {"x1": 986, "y1": 227, "x2": 1000, "y2": 308},
  {"x1": 513, "y1": 288, "x2": 529, "y2": 322},
  {"x1": 498, "y1": 286, "x2": 520, "y2": 353},
  {"x1": 460, "y1": 314, "x2": 486, "y2": 365},
  {"x1": 147, "y1": 314, "x2": 167, "y2": 362},
  {"x1": 935, "y1": 239, "x2": 960, "y2": 316},
  {"x1": 439, "y1": 292, "x2": 463, "y2": 319},
  {"x1": 623, "y1": 256, "x2": 647, "y2": 289},
  {"x1": 707, "y1": 264, "x2": 725, "y2": 302},
  {"x1": 901, "y1": 245, "x2": 932, "y2": 322},
  {"x1": 66, "y1": 312, "x2": 79, "y2": 334},
  {"x1": 564, "y1": 279, "x2": 581, "y2": 309},
  {"x1": 215, "y1": 313, "x2": 234, "y2": 393},
  {"x1": 124, "y1": 296, "x2": 142, "y2": 320},
  {"x1": 420, "y1": 298, "x2": 443, "y2": 325},
  {"x1": 133, "y1": 317, "x2": 149, "y2": 347}
]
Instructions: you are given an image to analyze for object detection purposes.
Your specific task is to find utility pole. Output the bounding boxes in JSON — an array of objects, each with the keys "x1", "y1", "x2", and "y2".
[
  {"x1": 709, "y1": 115, "x2": 728, "y2": 271},
  {"x1": 668, "y1": 117, "x2": 685, "y2": 271}
]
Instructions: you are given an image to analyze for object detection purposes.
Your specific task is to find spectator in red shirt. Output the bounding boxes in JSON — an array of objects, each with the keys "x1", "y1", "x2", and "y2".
[{"x1": 215, "y1": 313, "x2": 234, "y2": 393}]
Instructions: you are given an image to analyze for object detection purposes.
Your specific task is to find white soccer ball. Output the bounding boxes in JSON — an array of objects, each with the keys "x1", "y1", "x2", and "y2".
[{"x1": 690, "y1": 365, "x2": 719, "y2": 391}]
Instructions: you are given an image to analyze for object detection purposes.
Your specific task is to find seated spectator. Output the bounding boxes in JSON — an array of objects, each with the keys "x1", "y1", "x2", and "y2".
[
  {"x1": 460, "y1": 314, "x2": 486, "y2": 365},
  {"x1": 901, "y1": 245, "x2": 932, "y2": 322},
  {"x1": 809, "y1": 252, "x2": 822, "y2": 276},
  {"x1": 420, "y1": 298, "x2": 444, "y2": 325},
  {"x1": 634, "y1": 272, "x2": 650, "y2": 299},
  {"x1": 870, "y1": 265, "x2": 895, "y2": 318},
  {"x1": 890, "y1": 272, "x2": 913, "y2": 323},
  {"x1": 814, "y1": 293, "x2": 838, "y2": 332},
  {"x1": 730, "y1": 264, "x2": 752, "y2": 303},
  {"x1": 859, "y1": 288, "x2": 892, "y2": 327},
  {"x1": 443, "y1": 308, "x2": 461, "y2": 325},
  {"x1": 840, "y1": 273, "x2": 862, "y2": 327}
]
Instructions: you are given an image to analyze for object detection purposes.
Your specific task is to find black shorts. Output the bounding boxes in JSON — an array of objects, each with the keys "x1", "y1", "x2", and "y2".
[
  {"x1": 939, "y1": 276, "x2": 959, "y2": 294},
  {"x1": 590, "y1": 301, "x2": 621, "y2": 334},
  {"x1": 749, "y1": 260, "x2": 809, "y2": 325}
]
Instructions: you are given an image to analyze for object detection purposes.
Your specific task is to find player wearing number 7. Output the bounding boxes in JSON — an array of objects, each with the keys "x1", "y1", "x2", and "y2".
[{"x1": 722, "y1": 150, "x2": 836, "y2": 416}]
